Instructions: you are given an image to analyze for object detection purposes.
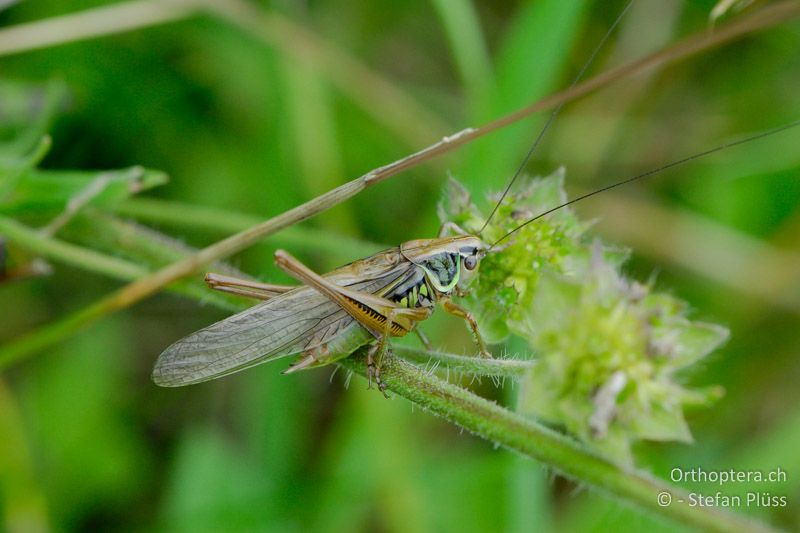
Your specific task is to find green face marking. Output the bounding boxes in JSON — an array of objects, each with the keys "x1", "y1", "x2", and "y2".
[{"x1": 421, "y1": 253, "x2": 461, "y2": 293}]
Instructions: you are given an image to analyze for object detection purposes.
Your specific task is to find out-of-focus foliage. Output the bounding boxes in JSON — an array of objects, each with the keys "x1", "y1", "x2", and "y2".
[
  {"x1": 1, "y1": 1, "x2": 800, "y2": 532},
  {"x1": 710, "y1": 0, "x2": 758, "y2": 23}
]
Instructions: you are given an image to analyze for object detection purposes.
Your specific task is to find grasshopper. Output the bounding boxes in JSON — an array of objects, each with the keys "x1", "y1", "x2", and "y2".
[
  {"x1": 152, "y1": 1, "x2": 800, "y2": 392},
  {"x1": 153, "y1": 232, "x2": 490, "y2": 391}
]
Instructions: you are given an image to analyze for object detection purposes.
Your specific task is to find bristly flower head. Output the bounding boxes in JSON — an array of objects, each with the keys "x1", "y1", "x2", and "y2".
[{"x1": 439, "y1": 170, "x2": 727, "y2": 463}]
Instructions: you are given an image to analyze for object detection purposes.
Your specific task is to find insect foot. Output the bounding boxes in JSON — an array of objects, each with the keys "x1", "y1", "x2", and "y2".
[{"x1": 366, "y1": 344, "x2": 390, "y2": 399}]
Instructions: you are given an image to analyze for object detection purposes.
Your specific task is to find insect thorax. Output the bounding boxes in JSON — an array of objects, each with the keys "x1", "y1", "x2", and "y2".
[
  {"x1": 383, "y1": 251, "x2": 461, "y2": 309},
  {"x1": 383, "y1": 266, "x2": 434, "y2": 309},
  {"x1": 420, "y1": 252, "x2": 460, "y2": 293}
]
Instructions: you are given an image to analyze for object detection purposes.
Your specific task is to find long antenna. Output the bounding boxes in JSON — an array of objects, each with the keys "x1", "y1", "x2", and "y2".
[
  {"x1": 479, "y1": 0, "x2": 635, "y2": 234},
  {"x1": 491, "y1": 119, "x2": 800, "y2": 247}
]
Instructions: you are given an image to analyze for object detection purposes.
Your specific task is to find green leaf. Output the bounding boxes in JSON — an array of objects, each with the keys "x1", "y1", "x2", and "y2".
[
  {"x1": 669, "y1": 322, "x2": 730, "y2": 369},
  {"x1": 629, "y1": 399, "x2": 693, "y2": 443}
]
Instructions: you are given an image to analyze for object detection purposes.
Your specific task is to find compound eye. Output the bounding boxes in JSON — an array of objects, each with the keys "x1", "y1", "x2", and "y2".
[{"x1": 463, "y1": 255, "x2": 477, "y2": 271}]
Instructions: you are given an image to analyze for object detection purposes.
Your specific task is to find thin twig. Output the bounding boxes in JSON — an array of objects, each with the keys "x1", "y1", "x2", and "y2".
[
  {"x1": 338, "y1": 353, "x2": 776, "y2": 533},
  {"x1": 456, "y1": 0, "x2": 800, "y2": 150}
]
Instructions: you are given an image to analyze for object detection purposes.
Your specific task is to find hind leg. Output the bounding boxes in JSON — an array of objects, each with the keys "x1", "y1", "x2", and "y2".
[
  {"x1": 205, "y1": 272, "x2": 294, "y2": 301},
  {"x1": 365, "y1": 343, "x2": 389, "y2": 398},
  {"x1": 368, "y1": 307, "x2": 429, "y2": 397}
]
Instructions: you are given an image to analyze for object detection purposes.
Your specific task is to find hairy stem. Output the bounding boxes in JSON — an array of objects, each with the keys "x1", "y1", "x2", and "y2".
[
  {"x1": 392, "y1": 345, "x2": 534, "y2": 378},
  {"x1": 339, "y1": 353, "x2": 775, "y2": 533}
]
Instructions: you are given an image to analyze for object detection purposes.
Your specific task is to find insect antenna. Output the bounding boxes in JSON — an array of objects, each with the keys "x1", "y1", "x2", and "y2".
[
  {"x1": 491, "y1": 118, "x2": 800, "y2": 247},
  {"x1": 479, "y1": 0, "x2": 635, "y2": 235}
]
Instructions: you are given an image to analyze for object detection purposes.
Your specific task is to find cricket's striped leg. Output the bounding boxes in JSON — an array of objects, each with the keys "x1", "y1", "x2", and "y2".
[
  {"x1": 441, "y1": 298, "x2": 492, "y2": 358},
  {"x1": 369, "y1": 306, "x2": 430, "y2": 395},
  {"x1": 205, "y1": 272, "x2": 294, "y2": 301}
]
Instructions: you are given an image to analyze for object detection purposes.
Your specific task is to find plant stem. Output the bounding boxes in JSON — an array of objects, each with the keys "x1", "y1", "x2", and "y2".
[
  {"x1": 430, "y1": 0, "x2": 492, "y2": 102},
  {"x1": 0, "y1": 0, "x2": 198, "y2": 56},
  {"x1": 0, "y1": 214, "x2": 241, "y2": 312},
  {"x1": 392, "y1": 345, "x2": 534, "y2": 378},
  {"x1": 0, "y1": 215, "x2": 145, "y2": 279},
  {"x1": 472, "y1": 0, "x2": 800, "y2": 143},
  {"x1": 338, "y1": 353, "x2": 776, "y2": 533}
]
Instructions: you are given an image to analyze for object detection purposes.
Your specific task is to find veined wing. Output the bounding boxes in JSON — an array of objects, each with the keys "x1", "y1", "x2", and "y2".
[{"x1": 152, "y1": 248, "x2": 413, "y2": 386}]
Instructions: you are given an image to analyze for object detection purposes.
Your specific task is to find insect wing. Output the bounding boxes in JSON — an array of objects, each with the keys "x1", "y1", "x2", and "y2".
[
  {"x1": 153, "y1": 287, "x2": 352, "y2": 386},
  {"x1": 152, "y1": 248, "x2": 413, "y2": 386}
]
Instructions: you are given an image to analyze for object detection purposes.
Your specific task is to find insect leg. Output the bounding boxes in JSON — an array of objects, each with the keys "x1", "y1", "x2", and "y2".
[
  {"x1": 274, "y1": 249, "x2": 430, "y2": 393},
  {"x1": 371, "y1": 306, "x2": 429, "y2": 396},
  {"x1": 414, "y1": 328, "x2": 432, "y2": 350},
  {"x1": 440, "y1": 298, "x2": 492, "y2": 358},
  {"x1": 274, "y1": 250, "x2": 427, "y2": 334},
  {"x1": 284, "y1": 343, "x2": 331, "y2": 374},
  {"x1": 204, "y1": 272, "x2": 294, "y2": 301},
  {"x1": 454, "y1": 286, "x2": 471, "y2": 298},
  {"x1": 365, "y1": 343, "x2": 385, "y2": 396},
  {"x1": 438, "y1": 221, "x2": 469, "y2": 238}
]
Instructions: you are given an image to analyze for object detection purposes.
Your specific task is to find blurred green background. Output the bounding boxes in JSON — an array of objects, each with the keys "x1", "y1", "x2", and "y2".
[{"x1": 1, "y1": 0, "x2": 799, "y2": 531}]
